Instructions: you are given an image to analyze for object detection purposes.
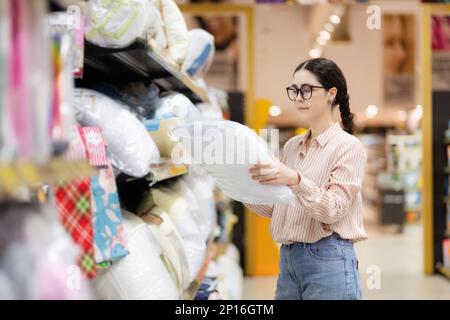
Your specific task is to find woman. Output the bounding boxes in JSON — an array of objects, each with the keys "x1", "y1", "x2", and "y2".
[{"x1": 244, "y1": 58, "x2": 367, "y2": 300}]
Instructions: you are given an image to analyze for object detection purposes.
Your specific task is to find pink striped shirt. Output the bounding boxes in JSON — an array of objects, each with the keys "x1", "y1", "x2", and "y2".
[{"x1": 245, "y1": 122, "x2": 368, "y2": 244}]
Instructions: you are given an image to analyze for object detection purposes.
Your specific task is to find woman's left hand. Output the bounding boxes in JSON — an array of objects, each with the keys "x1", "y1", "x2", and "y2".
[{"x1": 249, "y1": 161, "x2": 300, "y2": 186}]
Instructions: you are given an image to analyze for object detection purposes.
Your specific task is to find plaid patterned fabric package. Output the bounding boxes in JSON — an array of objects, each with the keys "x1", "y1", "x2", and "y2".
[
  {"x1": 54, "y1": 178, "x2": 97, "y2": 278},
  {"x1": 78, "y1": 127, "x2": 128, "y2": 264}
]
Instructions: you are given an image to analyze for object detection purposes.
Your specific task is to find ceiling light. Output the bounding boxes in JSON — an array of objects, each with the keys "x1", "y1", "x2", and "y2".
[
  {"x1": 319, "y1": 30, "x2": 331, "y2": 40},
  {"x1": 365, "y1": 105, "x2": 378, "y2": 118},
  {"x1": 269, "y1": 105, "x2": 282, "y2": 117},
  {"x1": 330, "y1": 15, "x2": 341, "y2": 25},
  {"x1": 309, "y1": 48, "x2": 322, "y2": 58}
]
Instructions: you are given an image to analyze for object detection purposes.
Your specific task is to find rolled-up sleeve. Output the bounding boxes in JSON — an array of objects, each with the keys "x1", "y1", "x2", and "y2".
[{"x1": 289, "y1": 140, "x2": 367, "y2": 224}]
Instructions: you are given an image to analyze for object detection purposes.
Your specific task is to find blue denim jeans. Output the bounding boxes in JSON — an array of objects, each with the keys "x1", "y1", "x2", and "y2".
[{"x1": 275, "y1": 233, "x2": 362, "y2": 300}]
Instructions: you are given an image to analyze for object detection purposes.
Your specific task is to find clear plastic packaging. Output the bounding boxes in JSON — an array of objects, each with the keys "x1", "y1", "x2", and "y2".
[
  {"x1": 151, "y1": 186, "x2": 206, "y2": 283},
  {"x1": 91, "y1": 210, "x2": 180, "y2": 300},
  {"x1": 155, "y1": 92, "x2": 202, "y2": 121},
  {"x1": 216, "y1": 244, "x2": 243, "y2": 300},
  {"x1": 182, "y1": 29, "x2": 215, "y2": 79},
  {"x1": 73, "y1": 88, "x2": 160, "y2": 177},
  {"x1": 141, "y1": 206, "x2": 191, "y2": 292},
  {"x1": 157, "y1": 0, "x2": 189, "y2": 64},
  {"x1": 181, "y1": 173, "x2": 216, "y2": 242},
  {"x1": 85, "y1": 0, "x2": 151, "y2": 48},
  {"x1": 172, "y1": 120, "x2": 295, "y2": 204}
]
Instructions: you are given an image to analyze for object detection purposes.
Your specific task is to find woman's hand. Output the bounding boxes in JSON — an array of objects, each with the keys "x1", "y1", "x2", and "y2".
[{"x1": 249, "y1": 161, "x2": 300, "y2": 186}]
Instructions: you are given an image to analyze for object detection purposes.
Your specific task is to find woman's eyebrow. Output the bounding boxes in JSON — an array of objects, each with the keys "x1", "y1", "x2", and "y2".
[{"x1": 292, "y1": 82, "x2": 315, "y2": 87}]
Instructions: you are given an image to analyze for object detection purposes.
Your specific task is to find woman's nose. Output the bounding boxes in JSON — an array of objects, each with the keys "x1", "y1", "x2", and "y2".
[{"x1": 295, "y1": 94, "x2": 305, "y2": 103}]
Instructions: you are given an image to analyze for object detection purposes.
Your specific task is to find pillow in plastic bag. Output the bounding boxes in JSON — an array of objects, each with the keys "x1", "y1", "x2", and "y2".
[
  {"x1": 85, "y1": 0, "x2": 151, "y2": 48},
  {"x1": 181, "y1": 173, "x2": 216, "y2": 242},
  {"x1": 172, "y1": 120, "x2": 295, "y2": 204},
  {"x1": 147, "y1": 118, "x2": 184, "y2": 158},
  {"x1": 182, "y1": 29, "x2": 215, "y2": 79},
  {"x1": 73, "y1": 89, "x2": 160, "y2": 177},
  {"x1": 156, "y1": 0, "x2": 189, "y2": 64},
  {"x1": 216, "y1": 244, "x2": 243, "y2": 300},
  {"x1": 141, "y1": 206, "x2": 191, "y2": 292},
  {"x1": 91, "y1": 210, "x2": 180, "y2": 300},
  {"x1": 120, "y1": 82, "x2": 161, "y2": 121},
  {"x1": 155, "y1": 93, "x2": 202, "y2": 121},
  {"x1": 146, "y1": 3, "x2": 167, "y2": 51},
  {"x1": 151, "y1": 186, "x2": 206, "y2": 283}
]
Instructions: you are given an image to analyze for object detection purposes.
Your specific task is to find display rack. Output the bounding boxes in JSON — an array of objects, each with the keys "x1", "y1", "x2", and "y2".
[
  {"x1": 78, "y1": 40, "x2": 209, "y2": 104},
  {"x1": 0, "y1": 159, "x2": 94, "y2": 198},
  {"x1": 121, "y1": 158, "x2": 188, "y2": 186},
  {"x1": 422, "y1": 4, "x2": 450, "y2": 278},
  {"x1": 439, "y1": 266, "x2": 450, "y2": 280},
  {"x1": 74, "y1": 11, "x2": 233, "y2": 299},
  {"x1": 147, "y1": 160, "x2": 189, "y2": 186},
  {"x1": 358, "y1": 133, "x2": 386, "y2": 209}
]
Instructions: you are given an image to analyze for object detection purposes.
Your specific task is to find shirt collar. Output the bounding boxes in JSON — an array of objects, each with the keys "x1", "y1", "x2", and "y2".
[{"x1": 298, "y1": 122, "x2": 342, "y2": 150}]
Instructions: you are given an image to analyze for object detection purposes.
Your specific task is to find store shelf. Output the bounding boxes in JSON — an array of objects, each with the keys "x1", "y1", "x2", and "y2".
[
  {"x1": 79, "y1": 40, "x2": 209, "y2": 104},
  {"x1": 439, "y1": 266, "x2": 450, "y2": 280},
  {"x1": 0, "y1": 159, "x2": 94, "y2": 198},
  {"x1": 122, "y1": 158, "x2": 188, "y2": 186},
  {"x1": 405, "y1": 205, "x2": 422, "y2": 212},
  {"x1": 147, "y1": 159, "x2": 188, "y2": 186}
]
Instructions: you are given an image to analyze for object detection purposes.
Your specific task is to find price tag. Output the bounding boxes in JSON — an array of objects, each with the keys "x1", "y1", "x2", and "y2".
[
  {"x1": 16, "y1": 161, "x2": 41, "y2": 186},
  {"x1": 168, "y1": 165, "x2": 187, "y2": 176},
  {"x1": 0, "y1": 165, "x2": 19, "y2": 192}
]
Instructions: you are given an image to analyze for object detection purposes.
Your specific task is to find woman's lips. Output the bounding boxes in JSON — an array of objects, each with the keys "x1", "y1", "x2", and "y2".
[{"x1": 297, "y1": 107, "x2": 309, "y2": 111}]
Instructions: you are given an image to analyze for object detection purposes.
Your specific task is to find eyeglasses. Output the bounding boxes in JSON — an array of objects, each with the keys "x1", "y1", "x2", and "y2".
[{"x1": 286, "y1": 84, "x2": 325, "y2": 101}]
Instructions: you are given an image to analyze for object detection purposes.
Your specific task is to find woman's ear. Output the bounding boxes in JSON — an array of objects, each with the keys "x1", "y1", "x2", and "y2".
[{"x1": 328, "y1": 87, "x2": 337, "y2": 104}]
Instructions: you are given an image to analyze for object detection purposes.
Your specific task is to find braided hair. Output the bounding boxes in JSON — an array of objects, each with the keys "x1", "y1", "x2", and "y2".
[{"x1": 294, "y1": 58, "x2": 355, "y2": 134}]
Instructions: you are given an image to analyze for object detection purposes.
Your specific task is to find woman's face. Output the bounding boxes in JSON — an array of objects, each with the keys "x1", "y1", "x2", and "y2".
[
  {"x1": 384, "y1": 16, "x2": 407, "y2": 75},
  {"x1": 291, "y1": 69, "x2": 334, "y2": 126}
]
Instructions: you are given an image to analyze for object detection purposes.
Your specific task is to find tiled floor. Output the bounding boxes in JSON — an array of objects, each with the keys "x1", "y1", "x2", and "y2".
[{"x1": 243, "y1": 212, "x2": 450, "y2": 300}]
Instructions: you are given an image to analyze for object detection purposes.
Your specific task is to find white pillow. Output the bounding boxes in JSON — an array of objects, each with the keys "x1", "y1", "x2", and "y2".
[
  {"x1": 158, "y1": 0, "x2": 189, "y2": 64},
  {"x1": 73, "y1": 89, "x2": 160, "y2": 177},
  {"x1": 141, "y1": 206, "x2": 191, "y2": 292},
  {"x1": 91, "y1": 211, "x2": 180, "y2": 300},
  {"x1": 182, "y1": 29, "x2": 215, "y2": 79},
  {"x1": 85, "y1": 0, "x2": 151, "y2": 48},
  {"x1": 181, "y1": 174, "x2": 216, "y2": 242},
  {"x1": 151, "y1": 186, "x2": 206, "y2": 283},
  {"x1": 147, "y1": 118, "x2": 184, "y2": 158},
  {"x1": 172, "y1": 120, "x2": 295, "y2": 204},
  {"x1": 155, "y1": 93, "x2": 202, "y2": 121},
  {"x1": 216, "y1": 244, "x2": 243, "y2": 300},
  {"x1": 146, "y1": 2, "x2": 167, "y2": 50}
]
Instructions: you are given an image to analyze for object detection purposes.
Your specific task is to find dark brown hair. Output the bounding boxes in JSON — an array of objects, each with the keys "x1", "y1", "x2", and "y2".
[{"x1": 294, "y1": 58, "x2": 355, "y2": 134}]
